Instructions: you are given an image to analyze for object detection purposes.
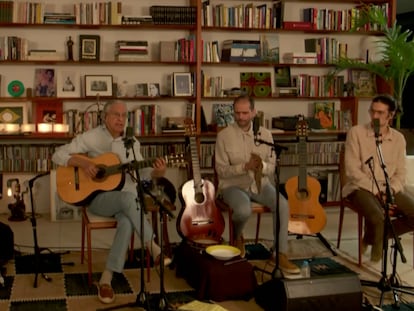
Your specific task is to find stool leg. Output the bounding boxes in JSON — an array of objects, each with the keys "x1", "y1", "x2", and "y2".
[
  {"x1": 357, "y1": 214, "x2": 363, "y2": 267},
  {"x1": 81, "y1": 215, "x2": 86, "y2": 264},
  {"x1": 128, "y1": 234, "x2": 135, "y2": 262},
  {"x1": 146, "y1": 248, "x2": 151, "y2": 282},
  {"x1": 228, "y1": 209, "x2": 234, "y2": 245},
  {"x1": 337, "y1": 204, "x2": 345, "y2": 248},
  {"x1": 255, "y1": 213, "x2": 262, "y2": 244}
]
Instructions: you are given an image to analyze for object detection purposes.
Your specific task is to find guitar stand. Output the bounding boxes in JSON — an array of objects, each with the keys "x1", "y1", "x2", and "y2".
[{"x1": 28, "y1": 172, "x2": 74, "y2": 288}]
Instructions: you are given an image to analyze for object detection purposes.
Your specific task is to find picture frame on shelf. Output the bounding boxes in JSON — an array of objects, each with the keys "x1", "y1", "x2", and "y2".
[
  {"x1": 135, "y1": 83, "x2": 148, "y2": 96},
  {"x1": 57, "y1": 70, "x2": 80, "y2": 98},
  {"x1": 173, "y1": 72, "x2": 192, "y2": 96},
  {"x1": 79, "y1": 35, "x2": 101, "y2": 61},
  {"x1": 84, "y1": 75, "x2": 113, "y2": 98},
  {"x1": 50, "y1": 170, "x2": 82, "y2": 222},
  {"x1": 33, "y1": 99, "x2": 63, "y2": 124},
  {"x1": 349, "y1": 69, "x2": 377, "y2": 97},
  {"x1": 34, "y1": 68, "x2": 56, "y2": 97},
  {"x1": 148, "y1": 83, "x2": 160, "y2": 97},
  {"x1": 0, "y1": 102, "x2": 28, "y2": 124},
  {"x1": 274, "y1": 66, "x2": 291, "y2": 87}
]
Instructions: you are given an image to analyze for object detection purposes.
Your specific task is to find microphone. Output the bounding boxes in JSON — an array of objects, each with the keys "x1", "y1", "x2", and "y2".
[
  {"x1": 373, "y1": 118, "x2": 380, "y2": 138},
  {"x1": 253, "y1": 116, "x2": 260, "y2": 139},
  {"x1": 123, "y1": 126, "x2": 134, "y2": 158}
]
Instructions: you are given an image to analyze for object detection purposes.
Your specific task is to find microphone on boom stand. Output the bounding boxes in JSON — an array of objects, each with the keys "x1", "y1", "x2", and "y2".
[
  {"x1": 253, "y1": 116, "x2": 261, "y2": 142},
  {"x1": 123, "y1": 126, "x2": 134, "y2": 158},
  {"x1": 373, "y1": 118, "x2": 381, "y2": 143}
]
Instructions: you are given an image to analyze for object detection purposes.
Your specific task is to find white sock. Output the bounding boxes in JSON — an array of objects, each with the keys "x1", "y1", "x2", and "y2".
[{"x1": 99, "y1": 269, "x2": 113, "y2": 285}]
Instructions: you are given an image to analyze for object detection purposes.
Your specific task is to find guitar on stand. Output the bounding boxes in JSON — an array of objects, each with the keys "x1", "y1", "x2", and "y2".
[
  {"x1": 285, "y1": 116, "x2": 335, "y2": 254},
  {"x1": 177, "y1": 122, "x2": 225, "y2": 247}
]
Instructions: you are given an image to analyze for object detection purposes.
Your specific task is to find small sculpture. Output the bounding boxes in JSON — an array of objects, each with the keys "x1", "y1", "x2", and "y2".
[{"x1": 66, "y1": 36, "x2": 74, "y2": 61}]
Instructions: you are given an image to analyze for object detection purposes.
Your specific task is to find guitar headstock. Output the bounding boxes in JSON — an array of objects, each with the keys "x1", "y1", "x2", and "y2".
[
  {"x1": 165, "y1": 153, "x2": 188, "y2": 168},
  {"x1": 296, "y1": 115, "x2": 309, "y2": 138},
  {"x1": 184, "y1": 118, "x2": 196, "y2": 136}
]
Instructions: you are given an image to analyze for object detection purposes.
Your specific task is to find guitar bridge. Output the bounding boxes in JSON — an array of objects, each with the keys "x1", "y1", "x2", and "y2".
[{"x1": 191, "y1": 219, "x2": 213, "y2": 226}]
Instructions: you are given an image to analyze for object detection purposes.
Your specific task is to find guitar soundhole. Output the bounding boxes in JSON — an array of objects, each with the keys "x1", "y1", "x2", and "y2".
[
  {"x1": 195, "y1": 192, "x2": 205, "y2": 204},
  {"x1": 95, "y1": 167, "x2": 106, "y2": 180},
  {"x1": 298, "y1": 189, "x2": 309, "y2": 199}
]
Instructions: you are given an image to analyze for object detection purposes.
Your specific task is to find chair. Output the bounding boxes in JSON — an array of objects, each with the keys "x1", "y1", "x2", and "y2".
[
  {"x1": 212, "y1": 154, "x2": 271, "y2": 245},
  {"x1": 80, "y1": 207, "x2": 136, "y2": 286},
  {"x1": 336, "y1": 145, "x2": 364, "y2": 266}
]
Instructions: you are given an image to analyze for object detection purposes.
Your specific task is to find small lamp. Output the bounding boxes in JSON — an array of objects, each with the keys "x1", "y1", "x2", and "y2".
[{"x1": 7, "y1": 178, "x2": 27, "y2": 221}]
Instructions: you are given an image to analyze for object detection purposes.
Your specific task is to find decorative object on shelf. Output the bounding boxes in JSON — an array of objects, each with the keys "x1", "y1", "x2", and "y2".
[
  {"x1": 313, "y1": 102, "x2": 335, "y2": 130},
  {"x1": 135, "y1": 83, "x2": 148, "y2": 96},
  {"x1": 84, "y1": 75, "x2": 113, "y2": 97},
  {"x1": 212, "y1": 103, "x2": 234, "y2": 128},
  {"x1": 148, "y1": 83, "x2": 160, "y2": 97},
  {"x1": 348, "y1": 69, "x2": 376, "y2": 97},
  {"x1": 0, "y1": 123, "x2": 20, "y2": 134},
  {"x1": 7, "y1": 178, "x2": 28, "y2": 222},
  {"x1": 33, "y1": 99, "x2": 63, "y2": 125},
  {"x1": 79, "y1": 35, "x2": 101, "y2": 61},
  {"x1": 117, "y1": 80, "x2": 128, "y2": 97},
  {"x1": 34, "y1": 68, "x2": 56, "y2": 97},
  {"x1": 260, "y1": 33, "x2": 279, "y2": 63},
  {"x1": 7, "y1": 80, "x2": 25, "y2": 97},
  {"x1": 0, "y1": 102, "x2": 28, "y2": 125},
  {"x1": 66, "y1": 36, "x2": 74, "y2": 61},
  {"x1": 328, "y1": 4, "x2": 414, "y2": 129},
  {"x1": 173, "y1": 72, "x2": 192, "y2": 96},
  {"x1": 57, "y1": 70, "x2": 80, "y2": 98},
  {"x1": 274, "y1": 66, "x2": 291, "y2": 87},
  {"x1": 240, "y1": 72, "x2": 272, "y2": 97}
]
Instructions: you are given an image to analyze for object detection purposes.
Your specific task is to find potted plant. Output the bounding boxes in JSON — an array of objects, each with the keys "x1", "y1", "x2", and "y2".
[{"x1": 328, "y1": 5, "x2": 414, "y2": 129}]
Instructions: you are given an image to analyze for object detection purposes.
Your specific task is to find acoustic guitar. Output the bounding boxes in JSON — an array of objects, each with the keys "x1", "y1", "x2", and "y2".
[
  {"x1": 177, "y1": 123, "x2": 225, "y2": 245},
  {"x1": 56, "y1": 152, "x2": 185, "y2": 206},
  {"x1": 285, "y1": 117, "x2": 327, "y2": 235}
]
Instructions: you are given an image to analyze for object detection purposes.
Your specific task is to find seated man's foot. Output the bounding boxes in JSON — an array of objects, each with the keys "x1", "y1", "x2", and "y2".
[
  {"x1": 154, "y1": 254, "x2": 172, "y2": 267},
  {"x1": 97, "y1": 283, "x2": 115, "y2": 304},
  {"x1": 235, "y1": 236, "x2": 245, "y2": 258},
  {"x1": 370, "y1": 241, "x2": 383, "y2": 263},
  {"x1": 278, "y1": 253, "x2": 300, "y2": 274}
]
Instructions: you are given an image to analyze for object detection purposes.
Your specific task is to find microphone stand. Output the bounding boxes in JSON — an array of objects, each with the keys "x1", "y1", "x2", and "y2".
[
  {"x1": 28, "y1": 172, "x2": 74, "y2": 288},
  {"x1": 360, "y1": 135, "x2": 414, "y2": 308},
  {"x1": 254, "y1": 137, "x2": 287, "y2": 279},
  {"x1": 98, "y1": 137, "x2": 150, "y2": 311},
  {"x1": 143, "y1": 188, "x2": 174, "y2": 311}
]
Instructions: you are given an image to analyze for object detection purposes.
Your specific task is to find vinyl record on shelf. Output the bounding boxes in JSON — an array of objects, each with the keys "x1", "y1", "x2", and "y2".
[{"x1": 8, "y1": 80, "x2": 25, "y2": 97}]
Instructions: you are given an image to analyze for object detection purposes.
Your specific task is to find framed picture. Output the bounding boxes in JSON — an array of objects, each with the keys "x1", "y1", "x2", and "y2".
[
  {"x1": 79, "y1": 35, "x2": 101, "y2": 61},
  {"x1": 33, "y1": 99, "x2": 63, "y2": 124},
  {"x1": 57, "y1": 70, "x2": 80, "y2": 98},
  {"x1": 34, "y1": 68, "x2": 56, "y2": 97},
  {"x1": 173, "y1": 72, "x2": 192, "y2": 96},
  {"x1": 50, "y1": 170, "x2": 82, "y2": 222},
  {"x1": 136, "y1": 83, "x2": 148, "y2": 96},
  {"x1": 0, "y1": 102, "x2": 28, "y2": 124},
  {"x1": 349, "y1": 69, "x2": 377, "y2": 97},
  {"x1": 84, "y1": 75, "x2": 113, "y2": 97},
  {"x1": 148, "y1": 83, "x2": 160, "y2": 97},
  {"x1": 274, "y1": 66, "x2": 291, "y2": 87}
]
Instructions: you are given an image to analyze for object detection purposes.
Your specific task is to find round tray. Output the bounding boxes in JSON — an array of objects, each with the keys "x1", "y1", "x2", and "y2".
[{"x1": 206, "y1": 245, "x2": 241, "y2": 260}]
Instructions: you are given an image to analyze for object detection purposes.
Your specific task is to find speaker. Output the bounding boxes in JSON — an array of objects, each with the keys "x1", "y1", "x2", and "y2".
[{"x1": 255, "y1": 274, "x2": 362, "y2": 311}]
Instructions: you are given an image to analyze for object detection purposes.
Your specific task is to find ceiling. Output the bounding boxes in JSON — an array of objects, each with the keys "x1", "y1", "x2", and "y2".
[{"x1": 397, "y1": 0, "x2": 414, "y2": 14}]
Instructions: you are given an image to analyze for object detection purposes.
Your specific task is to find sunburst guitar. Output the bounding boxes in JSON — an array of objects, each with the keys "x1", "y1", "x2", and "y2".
[{"x1": 285, "y1": 117, "x2": 327, "y2": 235}]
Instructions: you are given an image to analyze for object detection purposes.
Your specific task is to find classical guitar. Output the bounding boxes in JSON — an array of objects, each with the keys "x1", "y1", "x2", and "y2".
[
  {"x1": 177, "y1": 123, "x2": 225, "y2": 245},
  {"x1": 285, "y1": 117, "x2": 327, "y2": 235},
  {"x1": 56, "y1": 152, "x2": 185, "y2": 206}
]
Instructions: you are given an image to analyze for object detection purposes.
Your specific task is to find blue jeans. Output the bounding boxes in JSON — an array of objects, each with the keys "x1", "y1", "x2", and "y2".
[
  {"x1": 89, "y1": 191, "x2": 154, "y2": 273},
  {"x1": 222, "y1": 183, "x2": 289, "y2": 254}
]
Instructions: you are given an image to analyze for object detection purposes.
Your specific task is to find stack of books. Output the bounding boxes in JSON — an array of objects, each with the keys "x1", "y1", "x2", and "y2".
[
  {"x1": 43, "y1": 12, "x2": 76, "y2": 24},
  {"x1": 27, "y1": 49, "x2": 64, "y2": 61},
  {"x1": 115, "y1": 41, "x2": 148, "y2": 61},
  {"x1": 221, "y1": 40, "x2": 261, "y2": 62},
  {"x1": 121, "y1": 15, "x2": 152, "y2": 24}
]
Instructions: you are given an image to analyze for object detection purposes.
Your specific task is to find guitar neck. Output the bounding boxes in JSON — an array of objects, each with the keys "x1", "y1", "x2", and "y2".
[
  {"x1": 104, "y1": 158, "x2": 156, "y2": 176},
  {"x1": 298, "y1": 137, "x2": 308, "y2": 191},
  {"x1": 189, "y1": 137, "x2": 202, "y2": 185}
]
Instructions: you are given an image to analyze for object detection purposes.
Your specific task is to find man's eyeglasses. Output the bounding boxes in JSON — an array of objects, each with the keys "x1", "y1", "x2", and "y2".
[{"x1": 368, "y1": 108, "x2": 388, "y2": 116}]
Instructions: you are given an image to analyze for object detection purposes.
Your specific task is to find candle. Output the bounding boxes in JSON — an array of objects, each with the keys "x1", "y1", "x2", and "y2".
[
  {"x1": 53, "y1": 123, "x2": 69, "y2": 133},
  {"x1": 20, "y1": 123, "x2": 36, "y2": 133},
  {"x1": 4, "y1": 123, "x2": 19, "y2": 133},
  {"x1": 37, "y1": 123, "x2": 53, "y2": 133}
]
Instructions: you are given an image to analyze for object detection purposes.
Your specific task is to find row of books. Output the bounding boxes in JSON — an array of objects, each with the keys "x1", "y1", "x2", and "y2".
[
  {"x1": 302, "y1": 3, "x2": 390, "y2": 31},
  {"x1": 303, "y1": 37, "x2": 348, "y2": 65},
  {"x1": 292, "y1": 74, "x2": 345, "y2": 98},
  {"x1": 201, "y1": 73, "x2": 223, "y2": 98},
  {"x1": 0, "y1": 36, "x2": 27, "y2": 61},
  {"x1": 309, "y1": 169, "x2": 341, "y2": 203},
  {"x1": 149, "y1": 5, "x2": 196, "y2": 25},
  {"x1": 0, "y1": 1, "x2": 122, "y2": 24},
  {"x1": 281, "y1": 141, "x2": 344, "y2": 155},
  {"x1": 0, "y1": 159, "x2": 53, "y2": 173},
  {"x1": 201, "y1": 1, "x2": 282, "y2": 29}
]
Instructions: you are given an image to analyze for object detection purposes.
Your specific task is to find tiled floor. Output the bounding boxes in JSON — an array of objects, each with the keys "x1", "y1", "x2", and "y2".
[{"x1": 1, "y1": 206, "x2": 414, "y2": 310}]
